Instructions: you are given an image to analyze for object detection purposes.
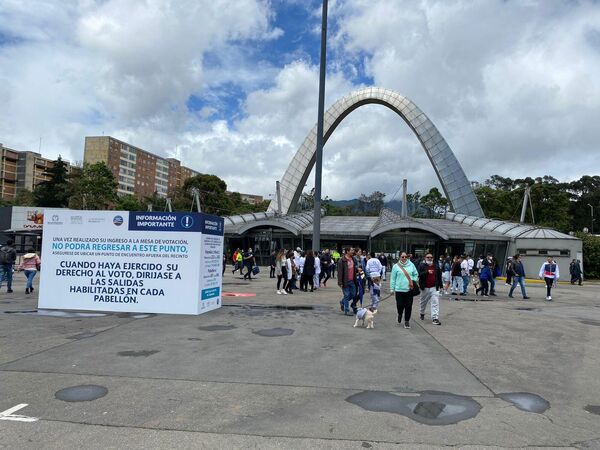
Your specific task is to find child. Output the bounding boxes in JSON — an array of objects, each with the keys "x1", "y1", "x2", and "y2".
[
  {"x1": 370, "y1": 276, "x2": 381, "y2": 309},
  {"x1": 354, "y1": 267, "x2": 366, "y2": 312},
  {"x1": 472, "y1": 272, "x2": 481, "y2": 295},
  {"x1": 478, "y1": 261, "x2": 492, "y2": 297}
]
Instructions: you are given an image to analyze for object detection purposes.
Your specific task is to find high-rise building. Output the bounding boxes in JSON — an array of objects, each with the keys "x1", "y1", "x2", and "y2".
[
  {"x1": 1, "y1": 143, "x2": 71, "y2": 201},
  {"x1": 83, "y1": 136, "x2": 199, "y2": 198}
]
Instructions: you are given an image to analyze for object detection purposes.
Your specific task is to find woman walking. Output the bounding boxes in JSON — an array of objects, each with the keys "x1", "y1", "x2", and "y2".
[
  {"x1": 283, "y1": 251, "x2": 294, "y2": 294},
  {"x1": 539, "y1": 256, "x2": 559, "y2": 301},
  {"x1": 303, "y1": 251, "x2": 316, "y2": 292},
  {"x1": 18, "y1": 247, "x2": 41, "y2": 294},
  {"x1": 390, "y1": 252, "x2": 419, "y2": 329},
  {"x1": 275, "y1": 249, "x2": 287, "y2": 294}
]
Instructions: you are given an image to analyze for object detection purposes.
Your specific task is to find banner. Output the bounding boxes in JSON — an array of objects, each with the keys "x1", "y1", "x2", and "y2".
[{"x1": 38, "y1": 210, "x2": 224, "y2": 315}]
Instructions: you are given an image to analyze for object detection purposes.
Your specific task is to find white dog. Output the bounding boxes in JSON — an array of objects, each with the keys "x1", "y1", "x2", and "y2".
[{"x1": 353, "y1": 307, "x2": 377, "y2": 329}]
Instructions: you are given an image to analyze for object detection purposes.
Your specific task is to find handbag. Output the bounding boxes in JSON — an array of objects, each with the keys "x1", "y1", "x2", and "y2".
[
  {"x1": 252, "y1": 266, "x2": 260, "y2": 275},
  {"x1": 397, "y1": 262, "x2": 420, "y2": 296}
]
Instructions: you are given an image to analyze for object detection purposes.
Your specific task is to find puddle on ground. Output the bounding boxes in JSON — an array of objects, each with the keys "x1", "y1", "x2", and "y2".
[
  {"x1": 3, "y1": 309, "x2": 154, "y2": 318},
  {"x1": 197, "y1": 325, "x2": 236, "y2": 331},
  {"x1": 497, "y1": 392, "x2": 550, "y2": 413},
  {"x1": 580, "y1": 320, "x2": 600, "y2": 327},
  {"x1": 224, "y1": 304, "x2": 317, "y2": 311},
  {"x1": 346, "y1": 390, "x2": 481, "y2": 426},
  {"x1": 117, "y1": 350, "x2": 159, "y2": 357},
  {"x1": 55, "y1": 384, "x2": 108, "y2": 402},
  {"x1": 584, "y1": 405, "x2": 600, "y2": 415},
  {"x1": 67, "y1": 331, "x2": 97, "y2": 340},
  {"x1": 3, "y1": 309, "x2": 108, "y2": 317},
  {"x1": 253, "y1": 328, "x2": 295, "y2": 337}
]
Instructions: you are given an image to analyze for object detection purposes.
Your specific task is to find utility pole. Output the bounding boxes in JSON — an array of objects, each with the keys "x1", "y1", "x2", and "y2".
[
  {"x1": 312, "y1": 0, "x2": 328, "y2": 252},
  {"x1": 276, "y1": 181, "x2": 282, "y2": 216},
  {"x1": 190, "y1": 187, "x2": 201, "y2": 213},
  {"x1": 520, "y1": 186, "x2": 531, "y2": 223},
  {"x1": 401, "y1": 179, "x2": 408, "y2": 218},
  {"x1": 588, "y1": 204, "x2": 595, "y2": 235},
  {"x1": 165, "y1": 197, "x2": 173, "y2": 212}
]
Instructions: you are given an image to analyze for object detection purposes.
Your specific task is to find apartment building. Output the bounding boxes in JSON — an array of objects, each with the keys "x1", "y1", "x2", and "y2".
[
  {"x1": 1, "y1": 143, "x2": 71, "y2": 201},
  {"x1": 83, "y1": 136, "x2": 198, "y2": 198}
]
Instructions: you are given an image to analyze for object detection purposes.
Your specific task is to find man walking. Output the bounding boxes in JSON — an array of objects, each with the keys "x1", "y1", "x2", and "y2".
[
  {"x1": 337, "y1": 247, "x2": 357, "y2": 316},
  {"x1": 570, "y1": 259, "x2": 582, "y2": 285},
  {"x1": 460, "y1": 255, "x2": 470, "y2": 295},
  {"x1": 509, "y1": 254, "x2": 530, "y2": 299},
  {"x1": 0, "y1": 239, "x2": 17, "y2": 293},
  {"x1": 242, "y1": 248, "x2": 255, "y2": 280},
  {"x1": 378, "y1": 252, "x2": 388, "y2": 281},
  {"x1": 418, "y1": 253, "x2": 442, "y2": 325}
]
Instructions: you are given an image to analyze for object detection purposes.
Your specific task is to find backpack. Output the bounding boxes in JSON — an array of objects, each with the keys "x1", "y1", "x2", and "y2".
[{"x1": 0, "y1": 247, "x2": 13, "y2": 265}]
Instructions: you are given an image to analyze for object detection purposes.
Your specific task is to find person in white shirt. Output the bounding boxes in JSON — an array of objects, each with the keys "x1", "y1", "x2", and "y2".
[
  {"x1": 460, "y1": 256, "x2": 470, "y2": 295},
  {"x1": 314, "y1": 253, "x2": 321, "y2": 289},
  {"x1": 539, "y1": 257, "x2": 560, "y2": 301},
  {"x1": 467, "y1": 255, "x2": 474, "y2": 275}
]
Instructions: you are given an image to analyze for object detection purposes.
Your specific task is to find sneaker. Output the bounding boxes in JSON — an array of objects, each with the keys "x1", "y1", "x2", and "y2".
[
  {"x1": 523, "y1": 296, "x2": 530, "y2": 299},
  {"x1": 398, "y1": 316, "x2": 403, "y2": 324},
  {"x1": 404, "y1": 322, "x2": 411, "y2": 329},
  {"x1": 547, "y1": 296, "x2": 552, "y2": 301},
  {"x1": 490, "y1": 293, "x2": 497, "y2": 296},
  {"x1": 282, "y1": 290, "x2": 288, "y2": 295},
  {"x1": 277, "y1": 290, "x2": 282, "y2": 295},
  {"x1": 432, "y1": 318, "x2": 441, "y2": 325},
  {"x1": 508, "y1": 295, "x2": 514, "y2": 298},
  {"x1": 483, "y1": 294, "x2": 489, "y2": 297},
  {"x1": 25, "y1": 288, "x2": 30, "y2": 294},
  {"x1": 7, "y1": 289, "x2": 13, "y2": 293},
  {"x1": 420, "y1": 313, "x2": 425, "y2": 321},
  {"x1": 460, "y1": 293, "x2": 466, "y2": 296}
]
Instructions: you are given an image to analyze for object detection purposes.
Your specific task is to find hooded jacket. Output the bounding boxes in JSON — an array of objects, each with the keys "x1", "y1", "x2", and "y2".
[{"x1": 19, "y1": 253, "x2": 41, "y2": 271}]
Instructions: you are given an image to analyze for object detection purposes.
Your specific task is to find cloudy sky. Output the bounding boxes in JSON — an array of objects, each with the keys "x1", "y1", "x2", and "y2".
[{"x1": 1, "y1": 0, "x2": 599, "y2": 202}]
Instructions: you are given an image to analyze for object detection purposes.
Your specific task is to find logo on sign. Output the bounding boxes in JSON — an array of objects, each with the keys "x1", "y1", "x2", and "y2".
[
  {"x1": 70, "y1": 215, "x2": 83, "y2": 225},
  {"x1": 47, "y1": 214, "x2": 63, "y2": 225},
  {"x1": 181, "y1": 215, "x2": 194, "y2": 229},
  {"x1": 113, "y1": 215, "x2": 124, "y2": 226}
]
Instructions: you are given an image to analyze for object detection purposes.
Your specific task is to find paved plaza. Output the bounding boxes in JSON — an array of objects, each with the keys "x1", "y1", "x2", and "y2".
[{"x1": 1, "y1": 271, "x2": 599, "y2": 449}]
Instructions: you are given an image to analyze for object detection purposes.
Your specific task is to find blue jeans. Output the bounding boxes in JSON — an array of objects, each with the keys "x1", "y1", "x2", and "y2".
[
  {"x1": 462, "y1": 275, "x2": 470, "y2": 294},
  {"x1": 490, "y1": 277, "x2": 496, "y2": 293},
  {"x1": 509, "y1": 276, "x2": 527, "y2": 298},
  {"x1": 0, "y1": 264, "x2": 13, "y2": 290},
  {"x1": 24, "y1": 270, "x2": 37, "y2": 289},
  {"x1": 341, "y1": 282, "x2": 357, "y2": 313}
]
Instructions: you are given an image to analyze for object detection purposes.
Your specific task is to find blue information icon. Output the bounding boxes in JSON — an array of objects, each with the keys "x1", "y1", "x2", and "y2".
[{"x1": 181, "y1": 215, "x2": 194, "y2": 229}]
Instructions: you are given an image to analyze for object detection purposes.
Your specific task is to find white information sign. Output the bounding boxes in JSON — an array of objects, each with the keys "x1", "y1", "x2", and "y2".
[{"x1": 38, "y1": 210, "x2": 224, "y2": 315}]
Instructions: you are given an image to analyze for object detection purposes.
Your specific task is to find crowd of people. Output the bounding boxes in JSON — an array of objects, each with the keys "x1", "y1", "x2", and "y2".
[{"x1": 225, "y1": 245, "x2": 586, "y2": 329}]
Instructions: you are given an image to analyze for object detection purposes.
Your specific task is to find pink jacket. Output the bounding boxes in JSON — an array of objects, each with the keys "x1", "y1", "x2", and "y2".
[{"x1": 19, "y1": 253, "x2": 41, "y2": 271}]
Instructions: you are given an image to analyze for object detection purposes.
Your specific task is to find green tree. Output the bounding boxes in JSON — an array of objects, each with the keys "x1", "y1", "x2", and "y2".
[
  {"x1": 116, "y1": 194, "x2": 144, "y2": 211},
  {"x1": 12, "y1": 188, "x2": 36, "y2": 206},
  {"x1": 33, "y1": 156, "x2": 71, "y2": 207},
  {"x1": 69, "y1": 162, "x2": 118, "y2": 210},
  {"x1": 172, "y1": 174, "x2": 233, "y2": 215},
  {"x1": 575, "y1": 232, "x2": 600, "y2": 279},
  {"x1": 420, "y1": 187, "x2": 449, "y2": 217}
]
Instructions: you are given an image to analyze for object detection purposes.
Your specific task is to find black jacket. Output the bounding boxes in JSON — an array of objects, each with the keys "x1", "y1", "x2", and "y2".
[
  {"x1": 0, "y1": 245, "x2": 16, "y2": 265},
  {"x1": 417, "y1": 261, "x2": 443, "y2": 290}
]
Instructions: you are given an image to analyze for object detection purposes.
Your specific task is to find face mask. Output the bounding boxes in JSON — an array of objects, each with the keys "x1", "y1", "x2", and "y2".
[{"x1": 426, "y1": 260, "x2": 433, "y2": 266}]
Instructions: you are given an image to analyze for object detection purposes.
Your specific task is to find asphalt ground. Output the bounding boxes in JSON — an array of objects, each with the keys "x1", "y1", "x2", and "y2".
[{"x1": 1, "y1": 269, "x2": 599, "y2": 449}]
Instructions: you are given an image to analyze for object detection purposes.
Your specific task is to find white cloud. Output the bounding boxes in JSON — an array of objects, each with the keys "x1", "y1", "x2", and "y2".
[{"x1": 1, "y1": 0, "x2": 600, "y2": 207}]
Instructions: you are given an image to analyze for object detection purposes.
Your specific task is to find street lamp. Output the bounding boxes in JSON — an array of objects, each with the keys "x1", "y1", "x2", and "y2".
[{"x1": 588, "y1": 204, "x2": 594, "y2": 235}]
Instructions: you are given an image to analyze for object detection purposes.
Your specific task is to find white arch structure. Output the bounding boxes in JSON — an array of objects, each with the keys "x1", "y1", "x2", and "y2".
[{"x1": 267, "y1": 87, "x2": 484, "y2": 217}]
